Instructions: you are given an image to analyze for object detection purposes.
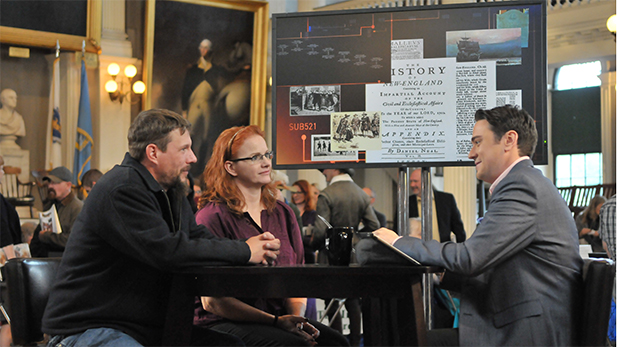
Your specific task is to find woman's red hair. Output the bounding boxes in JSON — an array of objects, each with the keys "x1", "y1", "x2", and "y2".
[
  {"x1": 198, "y1": 125, "x2": 277, "y2": 216},
  {"x1": 292, "y1": 179, "x2": 316, "y2": 212}
]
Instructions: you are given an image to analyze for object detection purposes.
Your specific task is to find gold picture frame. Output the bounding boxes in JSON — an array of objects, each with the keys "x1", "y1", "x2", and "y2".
[
  {"x1": 143, "y1": 0, "x2": 268, "y2": 130},
  {"x1": 0, "y1": 0, "x2": 101, "y2": 53}
]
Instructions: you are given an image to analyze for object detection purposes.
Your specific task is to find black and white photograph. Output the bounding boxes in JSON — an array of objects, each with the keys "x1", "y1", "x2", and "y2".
[
  {"x1": 311, "y1": 134, "x2": 358, "y2": 162},
  {"x1": 330, "y1": 111, "x2": 382, "y2": 151},
  {"x1": 290, "y1": 85, "x2": 341, "y2": 116}
]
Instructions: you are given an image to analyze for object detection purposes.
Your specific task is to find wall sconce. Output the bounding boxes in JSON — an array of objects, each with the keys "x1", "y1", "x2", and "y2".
[
  {"x1": 104, "y1": 63, "x2": 145, "y2": 104},
  {"x1": 607, "y1": 14, "x2": 616, "y2": 40}
]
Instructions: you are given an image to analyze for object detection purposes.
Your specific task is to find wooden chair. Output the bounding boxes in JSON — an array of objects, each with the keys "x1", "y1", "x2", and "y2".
[
  {"x1": 558, "y1": 183, "x2": 616, "y2": 217},
  {"x1": 0, "y1": 166, "x2": 36, "y2": 217}
]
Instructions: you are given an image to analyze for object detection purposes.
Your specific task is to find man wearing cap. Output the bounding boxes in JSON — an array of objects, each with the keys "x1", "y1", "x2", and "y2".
[
  {"x1": 30, "y1": 166, "x2": 83, "y2": 257},
  {"x1": 312, "y1": 168, "x2": 379, "y2": 346}
]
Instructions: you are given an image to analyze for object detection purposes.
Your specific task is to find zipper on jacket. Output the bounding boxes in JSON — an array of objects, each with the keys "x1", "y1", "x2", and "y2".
[{"x1": 161, "y1": 190, "x2": 177, "y2": 233}]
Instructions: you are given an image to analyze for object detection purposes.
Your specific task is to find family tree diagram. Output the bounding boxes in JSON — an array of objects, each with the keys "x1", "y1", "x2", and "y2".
[
  {"x1": 274, "y1": 13, "x2": 394, "y2": 86},
  {"x1": 278, "y1": 39, "x2": 384, "y2": 68}
]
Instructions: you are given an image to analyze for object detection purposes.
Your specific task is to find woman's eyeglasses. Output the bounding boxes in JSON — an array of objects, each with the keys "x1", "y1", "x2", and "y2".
[{"x1": 229, "y1": 151, "x2": 274, "y2": 163}]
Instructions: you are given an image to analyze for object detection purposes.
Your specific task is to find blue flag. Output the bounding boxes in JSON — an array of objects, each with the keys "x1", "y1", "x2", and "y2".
[{"x1": 74, "y1": 59, "x2": 93, "y2": 185}]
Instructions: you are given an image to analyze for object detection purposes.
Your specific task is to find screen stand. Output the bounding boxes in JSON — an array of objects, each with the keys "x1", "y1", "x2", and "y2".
[
  {"x1": 420, "y1": 167, "x2": 433, "y2": 330},
  {"x1": 398, "y1": 166, "x2": 433, "y2": 330},
  {"x1": 397, "y1": 167, "x2": 410, "y2": 236}
]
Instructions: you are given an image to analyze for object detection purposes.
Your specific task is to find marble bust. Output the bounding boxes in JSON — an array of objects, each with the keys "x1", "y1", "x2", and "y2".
[{"x1": 0, "y1": 88, "x2": 26, "y2": 149}]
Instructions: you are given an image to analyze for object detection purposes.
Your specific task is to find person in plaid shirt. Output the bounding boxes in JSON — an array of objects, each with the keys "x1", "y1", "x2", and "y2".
[
  {"x1": 598, "y1": 194, "x2": 616, "y2": 344},
  {"x1": 599, "y1": 195, "x2": 616, "y2": 262}
]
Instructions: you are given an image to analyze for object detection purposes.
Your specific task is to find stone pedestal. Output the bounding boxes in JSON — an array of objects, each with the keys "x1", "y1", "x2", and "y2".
[
  {"x1": 0, "y1": 147, "x2": 30, "y2": 182},
  {"x1": 0, "y1": 135, "x2": 21, "y2": 149}
]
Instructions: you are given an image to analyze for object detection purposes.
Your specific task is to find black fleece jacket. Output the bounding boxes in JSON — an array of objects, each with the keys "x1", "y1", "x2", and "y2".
[{"x1": 42, "y1": 153, "x2": 251, "y2": 346}]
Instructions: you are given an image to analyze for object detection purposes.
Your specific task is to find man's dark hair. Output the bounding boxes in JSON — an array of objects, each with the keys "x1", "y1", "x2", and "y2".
[
  {"x1": 339, "y1": 168, "x2": 355, "y2": 177},
  {"x1": 81, "y1": 169, "x2": 103, "y2": 188},
  {"x1": 128, "y1": 109, "x2": 191, "y2": 162},
  {"x1": 474, "y1": 105, "x2": 538, "y2": 157}
]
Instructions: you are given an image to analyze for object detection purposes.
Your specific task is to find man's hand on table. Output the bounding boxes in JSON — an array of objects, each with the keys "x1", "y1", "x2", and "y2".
[{"x1": 246, "y1": 232, "x2": 280, "y2": 265}]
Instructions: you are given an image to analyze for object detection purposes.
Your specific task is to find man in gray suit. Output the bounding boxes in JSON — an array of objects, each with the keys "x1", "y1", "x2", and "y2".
[{"x1": 360, "y1": 105, "x2": 583, "y2": 346}]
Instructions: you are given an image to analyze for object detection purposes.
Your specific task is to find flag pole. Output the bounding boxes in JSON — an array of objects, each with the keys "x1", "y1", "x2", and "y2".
[
  {"x1": 74, "y1": 43, "x2": 93, "y2": 185},
  {"x1": 46, "y1": 42, "x2": 63, "y2": 170}
]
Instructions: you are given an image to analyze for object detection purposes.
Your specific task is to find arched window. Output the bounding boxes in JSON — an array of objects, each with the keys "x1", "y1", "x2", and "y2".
[
  {"x1": 554, "y1": 61, "x2": 601, "y2": 91},
  {"x1": 553, "y1": 60, "x2": 602, "y2": 188}
]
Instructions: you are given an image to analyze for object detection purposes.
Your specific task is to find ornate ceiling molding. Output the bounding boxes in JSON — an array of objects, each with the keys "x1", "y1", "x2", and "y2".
[{"x1": 547, "y1": 0, "x2": 615, "y2": 49}]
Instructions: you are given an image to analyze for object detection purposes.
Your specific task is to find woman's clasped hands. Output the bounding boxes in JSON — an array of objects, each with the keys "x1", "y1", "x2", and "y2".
[{"x1": 276, "y1": 315, "x2": 320, "y2": 345}]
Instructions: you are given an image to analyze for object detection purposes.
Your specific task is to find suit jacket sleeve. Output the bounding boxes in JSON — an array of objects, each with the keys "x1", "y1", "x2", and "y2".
[{"x1": 392, "y1": 172, "x2": 539, "y2": 276}]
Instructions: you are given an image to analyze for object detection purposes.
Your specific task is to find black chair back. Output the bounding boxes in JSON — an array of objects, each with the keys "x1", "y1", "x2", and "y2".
[
  {"x1": 3, "y1": 258, "x2": 61, "y2": 346},
  {"x1": 579, "y1": 258, "x2": 615, "y2": 347}
]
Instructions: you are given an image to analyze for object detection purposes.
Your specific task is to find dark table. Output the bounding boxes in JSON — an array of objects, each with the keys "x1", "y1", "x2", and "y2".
[{"x1": 162, "y1": 264, "x2": 440, "y2": 346}]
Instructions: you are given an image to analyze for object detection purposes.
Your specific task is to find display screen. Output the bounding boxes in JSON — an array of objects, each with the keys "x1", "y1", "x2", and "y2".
[{"x1": 272, "y1": 1, "x2": 546, "y2": 169}]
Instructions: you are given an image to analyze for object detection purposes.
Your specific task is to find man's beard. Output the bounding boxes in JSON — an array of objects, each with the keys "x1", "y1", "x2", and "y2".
[
  {"x1": 161, "y1": 174, "x2": 189, "y2": 197},
  {"x1": 47, "y1": 188, "x2": 57, "y2": 200}
]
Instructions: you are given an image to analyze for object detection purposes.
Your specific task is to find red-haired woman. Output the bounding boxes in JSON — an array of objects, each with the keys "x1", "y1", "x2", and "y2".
[
  {"x1": 193, "y1": 125, "x2": 349, "y2": 347},
  {"x1": 291, "y1": 179, "x2": 318, "y2": 264}
]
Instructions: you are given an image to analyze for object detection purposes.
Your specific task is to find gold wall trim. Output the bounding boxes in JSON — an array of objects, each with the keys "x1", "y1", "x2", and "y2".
[{"x1": 0, "y1": 0, "x2": 101, "y2": 53}]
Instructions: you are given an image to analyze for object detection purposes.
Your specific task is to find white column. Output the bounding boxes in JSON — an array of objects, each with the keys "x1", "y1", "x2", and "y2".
[
  {"x1": 444, "y1": 166, "x2": 477, "y2": 236},
  {"x1": 599, "y1": 71, "x2": 616, "y2": 185},
  {"x1": 101, "y1": 0, "x2": 132, "y2": 57},
  {"x1": 102, "y1": 0, "x2": 127, "y2": 39},
  {"x1": 96, "y1": 1, "x2": 136, "y2": 172}
]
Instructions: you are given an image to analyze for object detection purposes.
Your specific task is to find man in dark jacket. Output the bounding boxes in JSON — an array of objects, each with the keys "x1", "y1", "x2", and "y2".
[
  {"x1": 42, "y1": 109, "x2": 280, "y2": 346},
  {"x1": 409, "y1": 168, "x2": 466, "y2": 243}
]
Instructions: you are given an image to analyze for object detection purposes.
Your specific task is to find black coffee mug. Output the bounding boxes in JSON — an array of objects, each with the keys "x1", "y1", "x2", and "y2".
[{"x1": 326, "y1": 227, "x2": 354, "y2": 266}]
